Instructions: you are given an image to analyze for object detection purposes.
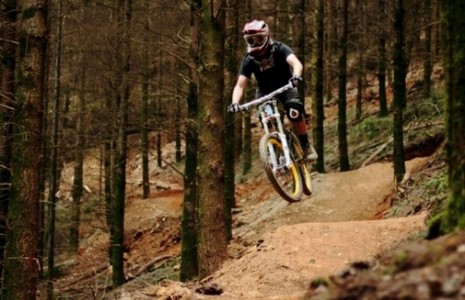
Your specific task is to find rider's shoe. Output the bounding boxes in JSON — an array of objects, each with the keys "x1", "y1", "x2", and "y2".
[{"x1": 303, "y1": 145, "x2": 318, "y2": 162}]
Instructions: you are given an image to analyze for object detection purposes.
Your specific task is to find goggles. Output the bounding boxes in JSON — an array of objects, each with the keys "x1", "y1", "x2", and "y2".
[{"x1": 244, "y1": 34, "x2": 267, "y2": 47}]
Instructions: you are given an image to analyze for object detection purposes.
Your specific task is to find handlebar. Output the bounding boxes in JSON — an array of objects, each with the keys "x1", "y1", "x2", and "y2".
[{"x1": 237, "y1": 82, "x2": 294, "y2": 112}]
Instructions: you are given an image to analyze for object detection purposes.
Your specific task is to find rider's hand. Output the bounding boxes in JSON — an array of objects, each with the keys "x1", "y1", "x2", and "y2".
[
  {"x1": 289, "y1": 75, "x2": 303, "y2": 88},
  {"x1": 228, "y1": 103, "x2": 241, "y2": 113}
]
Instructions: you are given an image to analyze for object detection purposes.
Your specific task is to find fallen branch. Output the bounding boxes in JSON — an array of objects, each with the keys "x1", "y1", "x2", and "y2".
[
  {"x1": 360, "y1": 121, "x2": 444, "y2": 167},
  {"x1": 127, "y1": 254, "x2": 173, "y2": 279},
  {"x1": 150, "y1": 152, "x2": 185, "y2": 179},
  {"x1": 361, "y1": 137, "x2": 393, "y2": 167},
  {"x1": 57, "y1": 263, "x2": 109, "y2": 289}
]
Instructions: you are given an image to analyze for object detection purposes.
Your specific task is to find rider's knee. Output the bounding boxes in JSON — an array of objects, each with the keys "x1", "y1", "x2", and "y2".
[{"x1": 285, "y1": 100, "x2": 305, "y2": 121}]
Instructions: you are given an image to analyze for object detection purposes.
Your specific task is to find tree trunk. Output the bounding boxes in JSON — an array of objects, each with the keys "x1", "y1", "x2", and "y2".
[
  {"x1": 224, "y1": 0, "x2": 239, "y2": 240},
  {"x1": 276, "y1": 0, "x2": 288, "y2": 43},
  {"x1": 392, "y1": 0, "x2": 407, "y2": 184},
  {"x1": 242, "y1": 111, "x2": 252, "y2": 174},
  {"x1": 4, "y1": 1, "x2": 48, "y2": 298},
  {"x1": 355, "y1": 0, "x2": 366, "y2": 121},
  {"x1": 338, "y1": 0, "x2": 350, "y2": 171},
  {"x1": 429, "y1": 0, "x2": 465, "y2": 236},
  {"x1": 141, "y1": 0, "x2": 151, "y2": 199},
  {"x1": 46, "y1": 0, "x2": 63, "y2": 297},
  {"x1": 313, "y1": 0, "x2": 325, "y2": 173},
  {"x1": 180, "y1": 81, "x2": 199, "y2": 282},
  {"x1": 175, "y1": 96, "x2": 182, "y2": 162},
  {"x1": 378, "y1": 0, "x2": 389, "y2": 116},
  {"x1": 0, "y1": 0, "x2": 16, "y2": 284},
  {"x1": 156, "y1": 15, "x2": 163, "y2": 169},
  {"x1": 104, "y1": 120, "x2": 113, "y2": 231},
  {"x1": 111, "y1": 0, "x2": 132, "y2": 288},
  {"x1": 291, "y1": 0, "x2": 306, "y2": 100},
  {"x1": 197, "y1": 1, "x2": 228, "y2": 279},
  {"x1": 325, "y1": 0, "x2": 336, "y2": 104},
  {"x1": 69, "y1": 67, "x2": 86, "y2": 254},
  {"x1": 423, "y1": 0, "x2": 432, "y2": 98},
  {"x1": 180, "y1": 0, "x2": 201, "y2": 282},
  {"x1": 235, "y1": 0, "x2": 251, "y2": 162}
]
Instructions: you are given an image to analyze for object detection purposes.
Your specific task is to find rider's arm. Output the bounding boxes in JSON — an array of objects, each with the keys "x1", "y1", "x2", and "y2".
[
  {"x1": 286, "y1": 53, "x2": 303, "y2": 77},
  {"x1": 232, "y1": 75, "x2": 248, "y2": 104}
]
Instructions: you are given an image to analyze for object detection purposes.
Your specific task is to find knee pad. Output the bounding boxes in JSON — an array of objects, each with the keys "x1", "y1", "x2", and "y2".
[{"x1": 285, "y1": 100, "x2": 304, "y2": 121}]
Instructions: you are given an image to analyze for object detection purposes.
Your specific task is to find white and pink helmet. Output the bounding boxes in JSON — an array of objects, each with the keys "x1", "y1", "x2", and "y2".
[{"x1": 242, "y1": 20, "x2": 271, "y2": 57}]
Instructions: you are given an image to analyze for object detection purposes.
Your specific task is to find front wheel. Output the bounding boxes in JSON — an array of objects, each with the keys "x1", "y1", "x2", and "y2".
[
  {"x1": 259, "y1": 133, "x2": 303, "y2": 202},
  {"x1": 288, "y1": 132, "x2": 313, "y2": 195}
]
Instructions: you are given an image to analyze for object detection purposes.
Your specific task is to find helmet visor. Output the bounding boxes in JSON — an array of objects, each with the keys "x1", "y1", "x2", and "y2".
[{"x1": 244, "y1": 34, "x2": 267, "y2": 47}]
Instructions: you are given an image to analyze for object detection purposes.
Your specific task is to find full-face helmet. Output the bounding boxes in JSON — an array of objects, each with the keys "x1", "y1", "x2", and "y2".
[{"x1": 242, "y1": 20, "x2": 270, "y2": 57}]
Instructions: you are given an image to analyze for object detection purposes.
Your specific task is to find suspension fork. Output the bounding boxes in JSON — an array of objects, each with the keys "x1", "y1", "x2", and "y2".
[{"x1": 261, "y1": 101, "x2": 293, "y2": 169}]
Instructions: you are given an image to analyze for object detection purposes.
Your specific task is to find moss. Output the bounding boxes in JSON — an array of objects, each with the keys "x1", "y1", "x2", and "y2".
[
  {"x1": 352, "y1": 116, "x2": 392, "y2": 140},
  {"x1": 393, "y1": 249, "x2": 409, "y2": 270},
  {"x1": 310, "y1": 277, "x2": 329, "y2": 288}
]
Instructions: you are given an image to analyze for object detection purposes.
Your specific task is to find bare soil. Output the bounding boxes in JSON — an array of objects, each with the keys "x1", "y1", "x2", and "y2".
[
  {"x1": 53, "y1": 145, "x2": 435, "y2": 300},
  {"x1": 129, "y1": 157, "x2": 430, "y2": 300}
]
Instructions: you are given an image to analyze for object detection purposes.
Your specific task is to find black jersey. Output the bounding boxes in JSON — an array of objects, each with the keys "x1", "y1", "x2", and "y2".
[{"x1": 239, "y1": 41, "x2": 294, "y2": 95}]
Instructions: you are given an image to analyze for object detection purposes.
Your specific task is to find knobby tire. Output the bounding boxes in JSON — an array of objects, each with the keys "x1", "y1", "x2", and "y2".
[
  {"x1": 259, "y1": 133, "x2": 303, "y2": 202},
  {"x1": 288, "y1": 132, "x2": 313, "y2": 195}
]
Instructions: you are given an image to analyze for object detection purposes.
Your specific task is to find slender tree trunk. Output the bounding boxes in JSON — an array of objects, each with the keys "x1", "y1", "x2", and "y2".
[
  {"x1": 111, "y1": 0, "x2": 132, "y2": 287},
  {"x1": 4, "y1": 1, "x2": 48, "y2": 298},
  {"x1": 338, "y1": 0, "x2": 350, "y2": 171},
  {"x1": 325, "y1": 0, "x2": 335, "y2": 103},
  {"x1": 197, "y1": 1, "x2": 228, "y2": 278},
  {"x1": 313, "y1": 0, "x2": 325, "y2": 173},
  {"x1": 0, "y1": 0, "x2": 16, "y2": 285},
  {"x1": 104, "y1": 94, "x2": 114, "y2": 231},
  {"x1": 69, "y1": 0, "x2": 89, "y2": 256},
  {"x1": 224, "y1": 0, "x2": 239, "y2": 240},
  {"x1": 175, "y1": 96, "x2": 182, "y2": 162},
  {"x1": 46, "y1": 0, "x2": 63, "y2": 298},
  {"x1": 242, "y1": 110, "x2": 252, "y2": 174},
  {"x1": 234, "y1": 0, "x2": 252, "y2": 163},
  {"x1": 355, "y1": 0, "x2": 366, "y2": 121},
  {"x1": 432, "y1": 0, "x2": 441, "y2": 58},
  {"x1": 378, "y1": 0, "x2": 389, "y2": 116},
  {"x1": 180, "y1": 82, "x2": 199, "y2": 282},
  {"x1": 69, "y1": 67, "x2": 86, "y2": 254},
  {"x1": 156, "y1": 9, "x2": 163, "y2": 169},
  {"x1": 393, "y1": 0, "x2": 406, "y2": 184},
  {"x1": 291, "y1": 0, "x2": 306, "y2": 100},
  {"x1": 276, "y1": 0, "x2": 288, "y2": 43},
  {"x1": 423, "y1": 0, "x2": 433, "y2": 98},
  {"x1": 180, "y1": 0, "x2": 201, "y2": 282},
  {"x1": 141, "y1": 0, "x2": 151, "y2": 199}
]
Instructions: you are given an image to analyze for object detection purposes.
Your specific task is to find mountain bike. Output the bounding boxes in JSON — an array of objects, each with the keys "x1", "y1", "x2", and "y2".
[{"x1": 231, "y1": 82, "x2": 313, "y2": 202}]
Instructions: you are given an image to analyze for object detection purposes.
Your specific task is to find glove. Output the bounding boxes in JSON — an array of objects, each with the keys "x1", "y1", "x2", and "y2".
[
  {"x1": 289, "y1": 75, "x2": 303, "y2": 88},
  {"x1": 228, "y1": 103, "x2": 241, "y2": 113}
]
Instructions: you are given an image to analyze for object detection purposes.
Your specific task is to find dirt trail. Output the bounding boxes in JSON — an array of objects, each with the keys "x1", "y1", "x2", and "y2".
[
  {"x1": 120, "y1": 156, "x2": 431, "y2": 300},
  {"x1": 195, "y1": 158, "x2": 429, "y2": 299}
]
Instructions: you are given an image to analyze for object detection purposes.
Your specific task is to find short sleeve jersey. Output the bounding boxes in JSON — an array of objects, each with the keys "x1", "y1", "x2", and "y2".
[{"x1": 239, "y1": 41, "x2": 294, "y2": 95}]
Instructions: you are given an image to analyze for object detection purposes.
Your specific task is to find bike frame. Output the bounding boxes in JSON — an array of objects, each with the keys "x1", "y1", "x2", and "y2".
[{"x1": 238, "y1": 82, "x2": 294, "y2": 170}]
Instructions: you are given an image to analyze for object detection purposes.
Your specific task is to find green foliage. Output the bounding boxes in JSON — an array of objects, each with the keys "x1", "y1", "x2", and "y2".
[
  {"x1": 21, "y1": 7, "x2": 39, "y2": 20},
  {"x1": 393, "y1": 250, "x2": 409, "y2": 270},
  {"x1": 404, "y1": 91, "x2": 444, "y2": 124},
  {"x1": 149, "y1": 259, "x2": 180, "y2": 282},
  {"x1": 352, "y1": 115, "x2": 392, "y2": 141},
  {"x1": 424, "y1": 172, "x2": 448, "y2": 195},
  {"x1": 310, "y1": 276, "x2": 329, "y2": 288}
]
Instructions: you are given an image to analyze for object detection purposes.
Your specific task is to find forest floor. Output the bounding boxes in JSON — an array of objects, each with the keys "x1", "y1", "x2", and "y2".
[{"x1": 49, "y1": 64, "x2": 465, "y2": 300}]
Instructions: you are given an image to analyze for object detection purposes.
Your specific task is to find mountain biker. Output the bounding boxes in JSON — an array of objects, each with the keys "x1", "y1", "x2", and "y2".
[{"x1": 228, "y1": 19, "x2": 317, "y2": 162}]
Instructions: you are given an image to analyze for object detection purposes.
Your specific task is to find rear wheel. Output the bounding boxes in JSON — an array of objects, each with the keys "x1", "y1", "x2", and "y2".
[
  {"x1": 288, "y1": 132, "x2": 313, "y2": 195},
  {"x1": 259, "y1": 133, "x2": 303, "y2": 202}
]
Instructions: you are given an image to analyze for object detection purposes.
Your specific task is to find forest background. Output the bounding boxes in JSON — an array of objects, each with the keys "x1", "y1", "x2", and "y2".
[{"x1": 1, "y1": 0, "x2": 465, "y2": 299}]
